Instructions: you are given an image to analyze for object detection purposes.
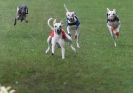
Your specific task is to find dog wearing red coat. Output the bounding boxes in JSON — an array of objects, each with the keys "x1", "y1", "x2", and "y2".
[{"x1": 45, "y1": 18, "x2": 76, "y2": 59}]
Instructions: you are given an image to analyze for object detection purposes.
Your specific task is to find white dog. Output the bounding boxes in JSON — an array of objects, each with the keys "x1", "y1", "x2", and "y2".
[
  {"x1": 0, "y1": 85, "x2": 15, "y2": 93},
  {"x1": 45, "y1": 18, "x2": 76, "y2": 59},
  {"x1": 64, "y1": 4, "x2": 80, "y2": 48},
  {"x1": 106, "y1": 8, "x2": 120, "y2": 47}
]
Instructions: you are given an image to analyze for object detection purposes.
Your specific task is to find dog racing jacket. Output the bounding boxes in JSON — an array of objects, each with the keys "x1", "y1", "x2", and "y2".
[
  {"x1": 66, "y1": 16, "x2": 80, "y2": 28},
  {"x1": 50, "y1": 30, "x2": 66, "y2": 40}
]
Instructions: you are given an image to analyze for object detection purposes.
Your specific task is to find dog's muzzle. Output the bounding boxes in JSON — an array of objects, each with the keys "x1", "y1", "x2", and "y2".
[
  {"x1": 69, "y1": 18, "x2": 74, "y2": 22},
  {"x1": 57, "y1": 29, "x2": 62, "y2": 35}
]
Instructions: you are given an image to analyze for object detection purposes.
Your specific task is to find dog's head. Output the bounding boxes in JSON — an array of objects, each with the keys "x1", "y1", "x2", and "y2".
[
  {"x1": 66, "y1": 11, "x2": 75, "y2": 22},
  {"x1": 53, "y1": 19, "x2": 62, "y2": 35},
  {"x1": 107, "y1": 8, "x2": 117, "y2": 20},
  {"x1": 19, "y1": 7, "x2": 26, "y2": 21}
]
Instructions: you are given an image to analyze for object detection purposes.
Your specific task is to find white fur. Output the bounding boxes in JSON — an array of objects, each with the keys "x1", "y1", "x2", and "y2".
[
  {"x1": 64, "y1": 4, "x2": 80, "y2": 48},
  {"x1": 0, "y1": 85, "x2": 15, "y2": 93},
  {"x1": 106, "y1": 8, "x2": 120, "y2": 47},
  {"x1": 46, "y1": 18, "x2": 76, "y2": 59}
]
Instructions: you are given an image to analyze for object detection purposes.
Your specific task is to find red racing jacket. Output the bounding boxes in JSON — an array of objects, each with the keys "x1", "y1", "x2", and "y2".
[{"x1": 50, "y1": 29, "x2": 66, "y2": 40}]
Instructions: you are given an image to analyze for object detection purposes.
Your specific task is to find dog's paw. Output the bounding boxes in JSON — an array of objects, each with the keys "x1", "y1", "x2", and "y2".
[
  {"x1": 77, "y1": 44, "x2": 80, "y2": 48},
  {"x1": 45, "y1": 50, "x2": 48, "y2": 54},
  {"x1": 72, "y1": 48, "x2": 76, "y2": 53},
  {"x1": 62, "y1": 57, "x2": 65, "y2": 59},
  {"x1": 14, "y1": 22, "x2": 16, "y2": 26},
  {"x1": 45, "y1": 48, "x2": 50, "y2": 54},
  {"x1": 114, "y1": 42, "x2": 117, "y2": 47}
]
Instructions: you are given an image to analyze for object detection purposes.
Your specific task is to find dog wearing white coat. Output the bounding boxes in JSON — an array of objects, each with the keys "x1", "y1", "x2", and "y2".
[
  {"x1": 64, "y1": 4, "x2": 80, "y2": 48},
  {"x1": 45, "y1": 18, "x2": 76, "y2": 59},
  {"x1": 106, "y1": 8, "x2": 120, "y2": 47}
]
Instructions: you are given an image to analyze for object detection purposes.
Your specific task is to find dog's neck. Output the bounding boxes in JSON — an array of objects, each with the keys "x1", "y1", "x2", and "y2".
[{"x1": 53, "y1": 30, "x2": 62, "y2": 38}]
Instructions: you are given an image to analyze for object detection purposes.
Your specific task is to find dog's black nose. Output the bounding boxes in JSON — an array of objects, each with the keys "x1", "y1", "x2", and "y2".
[{"x1": 57, "y1": 29, "x2": 61, "y2": 34}]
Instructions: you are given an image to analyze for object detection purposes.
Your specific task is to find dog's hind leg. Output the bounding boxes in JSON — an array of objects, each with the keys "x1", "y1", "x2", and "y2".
[
  {"x1": 112, "y1": 33, "x2": 117, "y2": 47},
  {"x1": 67, "y1": 26, "x2": 71, "y2": 36},
  {"x1": 115, "y1": 25, "x2": 120, "y2": 38},
  {"x1": 110, "y1": 30, "x2": 117, "y2": 47},
  {"x1": 45, "y1": 36, "x2": 51, "y2": 54},
  {"x1": 113, "y1": 26, "x2": 120, "y2": 47},
  {"x1": 51, "y1": 39, "x2": 56, "y2": 55},
  {"x1": 109, "y1": 30, "x2": 117, "y2": 47},
  {"x1": 70, "y1": 45, "x2": 76, "y2": 52},
  {"x1": 65, "y1": 34, "x2": 76, "y2": 52},
  {"x1": 24, "y1": 15, "x2": 28, "y2": 23}
]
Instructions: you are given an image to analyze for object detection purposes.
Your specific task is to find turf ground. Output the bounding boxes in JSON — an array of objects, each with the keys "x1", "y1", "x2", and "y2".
[{"x1": 0, "y1": 0, "x2": 133, "y2": 93}]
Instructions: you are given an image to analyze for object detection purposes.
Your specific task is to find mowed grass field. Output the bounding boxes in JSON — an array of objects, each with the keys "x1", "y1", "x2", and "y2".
[{"x1": 0, "y1": 0, "x2": 133, "y2": 93}]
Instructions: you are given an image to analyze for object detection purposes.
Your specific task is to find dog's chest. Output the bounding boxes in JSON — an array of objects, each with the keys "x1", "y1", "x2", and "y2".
[
  {"x1": 69, "y1": 25, "x2": 77, "y2": 30},
  {"x1": 108, "y1": 21, "x2": 119, "y2": 28},
  {"x1": 107, "y1": 16, "x2": 120, "y2": 26},
  {"x1": 52, "y1": 33, "x2": 65, "y2": 43}
]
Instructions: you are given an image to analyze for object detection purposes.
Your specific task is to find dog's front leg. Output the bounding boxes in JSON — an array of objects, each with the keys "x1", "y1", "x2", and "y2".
[
  {"x1": 67, "y1": 26, "x2": 71, "y2": 36},
  {"x1": 24, "y1": 15, "x2": 28, "y2": 23},
  {"x1": 14, "y1": 7, "x2": 20, "y2": 26},
  {"x1": 59, "y1": 40, "x2": 65, "y2": 59},
  {"x1": 75, "y1": 29, "x2": 80, "y2": 48},
  {"x1": 61, "y1": 47, "x2": 65, "y2": 59},
  {"x1": 51, "y1": 39, "x2": 56, "y2": 55},
  {"x1": 107, "y1": 24, "x2": 117, "y2": 47}
]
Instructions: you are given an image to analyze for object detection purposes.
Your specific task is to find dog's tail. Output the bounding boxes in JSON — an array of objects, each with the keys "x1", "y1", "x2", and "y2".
[
  {"x1": 47, "y1": 18, "x2": 54, "y2": 30},
  {"x1": 64, "y1": 4, "x2": 69, "y2": 12}
]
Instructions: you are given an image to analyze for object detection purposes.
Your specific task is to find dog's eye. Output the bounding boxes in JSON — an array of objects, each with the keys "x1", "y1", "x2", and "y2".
[
  {"x1": 55, "y1": 26, "x2": 57, "y2": 28},
  {"x1": 113, "y1": 14, "x2": 115, "y2": 15}
]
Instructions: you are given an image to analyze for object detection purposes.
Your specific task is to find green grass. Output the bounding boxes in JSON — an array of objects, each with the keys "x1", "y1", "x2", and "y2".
[{"x1": 0, "y1": 0, "x2": 133, "y2": 93}]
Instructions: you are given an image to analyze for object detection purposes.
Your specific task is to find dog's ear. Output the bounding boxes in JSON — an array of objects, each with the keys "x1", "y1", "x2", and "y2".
[
  {"x1": 107, "y1": 8, "x2": 110, "y2": 12},
  {"x1": 60, "y1": 20, "x2": 64, "y2": 27},
  {"x1": 53, "y1": 19, "x2": 56, "y2": 25},
  {"x1": 72, "y1": 11, "x2": 76, "y2": 16},
  {"x1": 113, "y1": 9, "x2": 116, "y2": 13},
  {"x1": 66, "y1": 12, "x2": 69, "y2": 16}
]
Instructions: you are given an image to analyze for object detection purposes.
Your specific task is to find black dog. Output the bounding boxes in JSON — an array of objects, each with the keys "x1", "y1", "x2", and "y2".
[{"x1": 14, "y1": 5, "x2": 28, "y2": 26}]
